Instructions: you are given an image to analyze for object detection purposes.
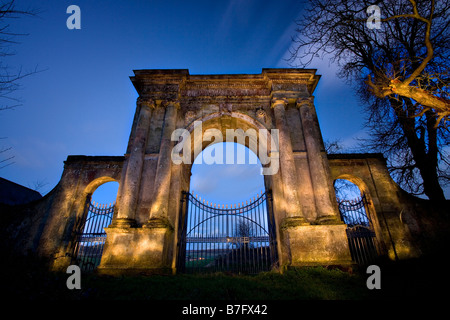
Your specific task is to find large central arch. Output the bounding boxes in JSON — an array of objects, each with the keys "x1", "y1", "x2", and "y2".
[{"x1": 174, "y1": 113, "x2": 281, "y2": 273}]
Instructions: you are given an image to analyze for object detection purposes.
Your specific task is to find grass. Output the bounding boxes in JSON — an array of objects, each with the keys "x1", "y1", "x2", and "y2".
[
  {"x1": 2, "y1": 249, "x2": 447, "y2": 302},
  {"x1": 73, "y1": 267, "x2": 372, "y2": 300},
  {"x1": 2, "y1": 263, "x2": 375, "y2": 300}
]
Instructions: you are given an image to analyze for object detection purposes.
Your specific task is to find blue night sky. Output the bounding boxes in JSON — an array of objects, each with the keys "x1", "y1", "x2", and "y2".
[{"x1": 3, "y1": 0, "x2": 437, "y2": 205}]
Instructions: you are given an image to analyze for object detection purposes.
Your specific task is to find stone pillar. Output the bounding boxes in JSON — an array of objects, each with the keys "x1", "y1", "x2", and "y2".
[
  {"x1": 297, "y1": 97, "x2": 340, "y2": 224},
  {"x1": 112, "y1": 97, "x2": 154, "y2": 227},
  {"x1": 146, "y1": 100, "x2": 179, "y2": 227},
  {"x1": 271, "y1": 98, "x2": 307, "y2": 225}
]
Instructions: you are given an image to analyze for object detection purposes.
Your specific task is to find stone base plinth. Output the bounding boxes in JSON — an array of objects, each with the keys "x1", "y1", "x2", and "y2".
[
  {"x1": 97, "y1": 225, "x2": 173, "y2": 274},
  {"x1": 284, "y1": 223, "x2": 352, "y2": 266}
]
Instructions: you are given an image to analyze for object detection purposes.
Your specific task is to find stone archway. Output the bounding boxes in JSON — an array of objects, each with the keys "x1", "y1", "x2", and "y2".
[
  {"x1": 96, "y1": 69, "x2": 352, "y2": 274},
  {"x1": 36, "y1": 156, "x2": 124, "y2": 271},
  {"x1": 174, "y1": 113, "x2": 281, "y2": 273},
  {"x1": 21, "y1": 69, "x2": 432, "y2": 274},
  {"x1": 328, "y1": 154, "x2": 421, "y2": 261}
]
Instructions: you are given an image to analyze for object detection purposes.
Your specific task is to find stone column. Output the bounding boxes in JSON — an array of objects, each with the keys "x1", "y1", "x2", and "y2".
[
  {"x1": 146, "y1": 100, "x2": 179, "y2": 227},
  {"x1": 271, "y1": 98, "x2": 307, "y2": 225},
  {"x1": 297, "y1": 97, "x2": 340, "y2": 224},
  {"x1": 112, "y1": 97, "x2": 154, "y2": 227}
]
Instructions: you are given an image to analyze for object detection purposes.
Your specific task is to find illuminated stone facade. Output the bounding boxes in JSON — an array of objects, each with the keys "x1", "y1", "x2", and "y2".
[{"x1": 23, "y1": 69, "x2": 431, "y2": 274}]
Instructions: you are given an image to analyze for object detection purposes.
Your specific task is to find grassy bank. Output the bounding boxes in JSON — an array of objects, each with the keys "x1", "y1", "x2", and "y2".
[
  {"x1": 3, "y1": 253, "x2": 447, "y2": 301},
  {"x1": 76, "y1": 267, "x2": 371, "y2": 300}
]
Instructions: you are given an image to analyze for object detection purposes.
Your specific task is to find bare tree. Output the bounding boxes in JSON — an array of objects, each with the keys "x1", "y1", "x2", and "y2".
[
  {"x1": 289, "y1": 0, "x2": 449, "y2": 202},
  {"x1": 0, "y1": 0, "x2": 39, "y2": 169},
  {"x1": 324, "y1": 138, "x2": 344, "y2": 154},
  {"x1": 234, "y1": 219, "x2": 254, "y2": 249}
]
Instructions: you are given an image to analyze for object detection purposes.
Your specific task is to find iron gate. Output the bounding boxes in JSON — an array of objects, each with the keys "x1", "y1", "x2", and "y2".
[
  {"x1": 71, "y1": 199, "x2": 114, "y2": 272},
  {"x1": 177, "y1": 190, "x2": 278, "y2": 274},
  {"x1": 338, "y1": 194, "x2": 379, "y2": 265}
]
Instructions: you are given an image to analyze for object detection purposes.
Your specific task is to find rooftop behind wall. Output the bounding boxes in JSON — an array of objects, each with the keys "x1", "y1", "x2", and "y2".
[{"x1": 0, "y1": 177, "x2": 42, "y2": 206}]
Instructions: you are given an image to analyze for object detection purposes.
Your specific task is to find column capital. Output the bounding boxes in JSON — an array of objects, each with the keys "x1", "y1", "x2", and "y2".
[
  {"x1": 161, "y1": 100, "x2": 181, "y2": 109},
  {"x1": 271, "y1": 97, "x2": 288, "y2": 108},
  {"x1": 296, "y1": 96, "x2": 314, "y2": 109},
  {"x1": 137, "y1": 97, "x2": 156, "y2": 109}
]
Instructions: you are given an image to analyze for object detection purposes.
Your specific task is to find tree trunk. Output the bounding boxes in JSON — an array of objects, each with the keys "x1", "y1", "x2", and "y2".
[{"x1": 391, "y1": 98, "x2": 446, "y2": 202}]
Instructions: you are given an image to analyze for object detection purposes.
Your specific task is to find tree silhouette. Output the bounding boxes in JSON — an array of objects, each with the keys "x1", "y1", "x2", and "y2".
[
  {"x1": 289, "y1": 0, "x2": 449, "y2": 202},
  {"x1": 0, "y1": 0, "x2": 40, "y2": 169}
]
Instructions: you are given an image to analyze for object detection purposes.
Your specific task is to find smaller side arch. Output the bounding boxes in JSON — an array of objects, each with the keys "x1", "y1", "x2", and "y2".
[
  {"x1": 71, "y1": 179, "x2": 119, "y2": 271},
  {"x1": 39, "y1": 156, "x2": 124, "y2": 271},
  {"x1": 84, "y1": 176, "x2": 118, "y2": 197},
  {"x1": 333, "y1": 174, "x2": 387, "y2": 258},
  {"x1": 328, "y1": 154, "x2": 421, "y2": 261}
]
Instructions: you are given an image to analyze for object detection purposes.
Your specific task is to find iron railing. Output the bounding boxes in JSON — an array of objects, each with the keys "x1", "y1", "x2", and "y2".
[
  {"x1": 71, "y1": 200, "x2": 114, "y2": 272},
  {"x1": 177, "y1": 190, "x2": 277, "y2": 274},
  {"x1": 337, "y1": 194, "x2": 379, "y2": 265}
]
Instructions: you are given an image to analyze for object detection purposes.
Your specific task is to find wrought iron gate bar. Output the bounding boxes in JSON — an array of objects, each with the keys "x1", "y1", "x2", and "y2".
[
  {"x1": 178, "y1": 190, "x2": 277, "y2": 274},
  {"x1": 186, "y1": 236, "x2": 270, "y2": 243},
  {"x1": 337, "y1": 194, "x2": 379, "y2": 265},
  {"x1": 71, "y1": 200, "x2": 115, "y2": 272}
]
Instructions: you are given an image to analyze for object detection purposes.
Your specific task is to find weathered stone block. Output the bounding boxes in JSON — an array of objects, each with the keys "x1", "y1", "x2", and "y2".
[
  {"x1": 285, "y1": 224, "x2": 352, "y2": 266},
  {"x1": 97, "y1": 226, "x2": 173, "y2": 274}
]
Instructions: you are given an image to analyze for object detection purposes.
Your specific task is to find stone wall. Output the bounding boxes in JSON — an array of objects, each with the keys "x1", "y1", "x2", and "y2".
[{"x1": 327, "y1": 153, "x2": 449, "y2": 260}]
